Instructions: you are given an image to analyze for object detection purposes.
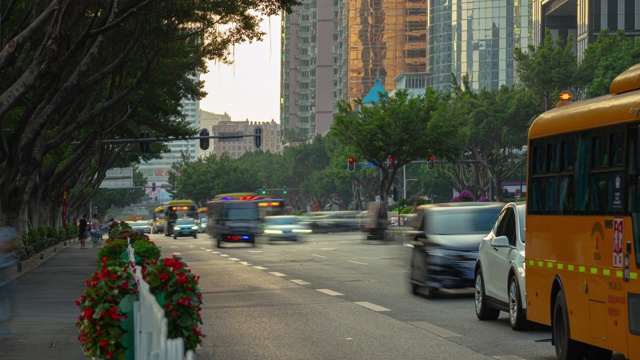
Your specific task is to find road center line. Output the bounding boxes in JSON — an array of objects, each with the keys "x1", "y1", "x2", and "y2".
[
  {"x1": 239, "y1": 262, "x2": 251, "y2": 266},
  {"x1": 219, "y1": 254, "x2": 229, "y2": 257},
  {"x1": 354, "y1": 302, "x2": 390, "y2": 312},
  {"x1": 312, "y1": 254, "x2": 327, "y2": 258},
  {"x1": 348, "y1": 260, "x2": 368, "y2": 265},
  {"x1": 407, "y1": 321, "x2": 461, "y2": 338},
  {"x1": 291, "y1": 279, "x2": 310, "y2": 285},
  {"x1": 228, "y1": 258, "x2": 239, "y2": 261},
  {"x1": 269, "y1": 272, "x2": 287, "y2": 277},
  {"x1": 316, "y1": 289, "x2": 343, "y2": 296},
  {"x1": 253, "y1": 266, "x2": 267, "y2": 270}
]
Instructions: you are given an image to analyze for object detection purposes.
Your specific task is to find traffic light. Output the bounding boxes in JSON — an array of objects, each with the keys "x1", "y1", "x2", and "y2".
[
  {"x1": 348, "y1": 157, "x2": 356, "y2": 172},
  {"x1": 283, "y1": 185, "x2": 287, "y2": 194},
  {"x1": 392, "y1": 186, "x2": 398, "y2": 202},
  {"x1": 388, "y1": 156, "x2": 395, "y2": 171},
  {"x1": 152, "y1": 182, "x2": 156, "y2": 192},
  {"x1": 427, "y1": 155, "x2": 435, "y2": 170},
  {"x1": 254, "y1": 127, "x2": 262, "y2": 149},
  {"x1": 199, "y1": 128, "x2": 210, "y2": 150},
  {"x1": 262, "y1": 186, "x2": 266, "y2": 195},
  {"x1": 140, "y1": 131, "x2": 150, "y2": 153},
  {"x1": 388, "y1": 156, "x2": 394, "y2": 163},
  {"x1": 315, "y1": 202, "x2": 319, "y2": 211}
]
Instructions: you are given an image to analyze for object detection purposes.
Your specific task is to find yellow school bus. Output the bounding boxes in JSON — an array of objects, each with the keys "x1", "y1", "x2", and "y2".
[
  {"x1": 152, "y1": 206, "x2": 166, "y2": 234},
  {"x1": 526, "y1": 64, "x2": 640, "y2": 359}
]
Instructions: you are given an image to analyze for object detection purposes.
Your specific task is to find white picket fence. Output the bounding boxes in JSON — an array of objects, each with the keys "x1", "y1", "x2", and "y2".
[{"x1": 128, "y1": 246, "x2": 195, "y2": 360}]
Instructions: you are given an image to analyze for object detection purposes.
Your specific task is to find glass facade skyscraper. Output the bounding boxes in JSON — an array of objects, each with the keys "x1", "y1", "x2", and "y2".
[{"x1": 429, "y1": 0, "x2": 531, "y2": 92}]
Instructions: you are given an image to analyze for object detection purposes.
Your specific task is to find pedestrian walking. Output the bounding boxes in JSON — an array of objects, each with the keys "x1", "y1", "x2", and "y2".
[
  {"x1": 90, "y1": 214, "x2": 101, "y2": 247},
  {"x1": 78, "y1": 214, "x2": 88, "y2": 248}
]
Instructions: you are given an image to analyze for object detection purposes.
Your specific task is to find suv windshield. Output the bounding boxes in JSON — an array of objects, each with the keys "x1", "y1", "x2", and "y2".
[{"x1": 176, "y1": 218, "x2": 195, "y2": 225}]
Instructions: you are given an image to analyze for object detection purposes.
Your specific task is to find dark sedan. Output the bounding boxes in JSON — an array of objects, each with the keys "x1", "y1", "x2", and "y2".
[{"x1": 408, "y1": 202, "x2": 504, "y2": 298}]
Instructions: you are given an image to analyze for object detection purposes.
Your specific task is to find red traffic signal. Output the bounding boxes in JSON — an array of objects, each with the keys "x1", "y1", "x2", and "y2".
[
  {"x1": 427, "y1": 155, "x2": 435, "y2": 170},
  {"x1": 429, "y1": 155, "x2": 434, "y2": 161},
  {"x1": 348, "y1": 157, "x2": 356, "y2": 172},
  {"x1": 349, "y1": 157, "x2": 355, "y2": 163},
  {"x1": 388, "y1": 156, "x2": 394, "y2": 163}
]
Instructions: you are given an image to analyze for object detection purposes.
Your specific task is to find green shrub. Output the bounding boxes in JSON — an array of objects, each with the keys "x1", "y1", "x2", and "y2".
[
  {"x1": 96, "y1": 239, "x2": 128, "y2": 266},
  {"x1": 131, "y1": 240, "x2": 160, "y2": 263}
]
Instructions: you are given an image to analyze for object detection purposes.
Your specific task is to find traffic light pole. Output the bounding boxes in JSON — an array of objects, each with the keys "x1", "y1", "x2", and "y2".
[{"x1": 102, "y1": 134, "x2": 260, "y2": 144}]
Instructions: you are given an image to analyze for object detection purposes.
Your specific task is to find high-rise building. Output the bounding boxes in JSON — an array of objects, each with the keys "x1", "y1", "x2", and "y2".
[
  {"x1": 198, "y1": 110, "x2": 231, "y2": 158},
  {"x1": 212, "y1": 119, "x2": 282, "y2": 158},
  {"x1": 337, "y1": 0, "x2": 428, "y2": 104},
  {"x1": 532, "y1": 0, "x2": 640, "y2": 61},
  {"x1": 428, "y1": 0, "x2": 531, "y2": 92},
  {"x1": 138, "y1": 75, "x2": 200, "y2": 200},
  {"x1": 280, "y1": 0, "x2": 337, "y2": 139}
]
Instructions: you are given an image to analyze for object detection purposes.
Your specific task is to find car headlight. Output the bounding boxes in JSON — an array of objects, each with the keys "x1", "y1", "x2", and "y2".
[
  {"x1": 264, "y1": 229, "x2": 283, "y2": 234},
  {"x1": 173, "y1": 226, "x2": 180, "y2": 231},
  {"x1": 191, "y1": 226, "x2": 198, "y2": 230},
  {"x1": 292, "y1": 228, "x2": 312, "y2": 233}
]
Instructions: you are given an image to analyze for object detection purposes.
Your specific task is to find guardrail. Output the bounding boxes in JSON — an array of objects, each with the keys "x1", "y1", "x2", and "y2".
[{"x1": 128, "y1": 246, "x2": 195, "y2": 360}]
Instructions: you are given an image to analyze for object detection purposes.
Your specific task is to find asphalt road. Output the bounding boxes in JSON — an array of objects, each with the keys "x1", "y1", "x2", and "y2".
[{"x1": 147, "y1": 231, "x2": 622, "y2": 360}]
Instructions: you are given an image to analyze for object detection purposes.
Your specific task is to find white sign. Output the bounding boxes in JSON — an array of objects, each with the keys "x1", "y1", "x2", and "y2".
[
  {"x1": 100, "y1": 167, "x2": 134, "y2": 189},
  {"x1": 375, "y1": 195, "x2": 381, "y2": 202},
  {"x1": 613, "y1": 217, "x2": 624, "y2": 268}
]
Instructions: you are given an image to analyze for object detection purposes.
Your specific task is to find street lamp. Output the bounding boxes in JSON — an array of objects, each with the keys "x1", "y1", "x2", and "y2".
[{"x1": 402, "y1": 165, "x2": 418, "y2": 199}]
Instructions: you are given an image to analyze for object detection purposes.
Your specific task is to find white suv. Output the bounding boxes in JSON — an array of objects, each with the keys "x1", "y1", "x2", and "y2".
[{"x1": 474, "y1": 202, "x2": 529, "y2": 330}]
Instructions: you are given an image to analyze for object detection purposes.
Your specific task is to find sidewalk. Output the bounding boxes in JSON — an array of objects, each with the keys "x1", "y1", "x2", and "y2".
[{"x1": 0, "y1": 240, "x2": 100, "y2": 360}]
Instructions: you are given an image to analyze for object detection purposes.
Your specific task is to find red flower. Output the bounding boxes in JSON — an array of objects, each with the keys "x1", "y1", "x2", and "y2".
[
  {"x1": 100, "y1": 339, "x2": 109, "y2": 348},
  {"x1": 164, "y1": 258, "x2": 174, "y2": 267}
]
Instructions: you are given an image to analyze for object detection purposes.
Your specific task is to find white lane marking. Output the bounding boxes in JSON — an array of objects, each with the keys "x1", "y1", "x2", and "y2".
[
  {"x1": 348, "y1": 260, "x2": 368, "y2": 265},
  {"x1": 173, "y1": 252, "x2": 182, "y2": 255},
  {"x1": 408, "y1": 321, "x2": 461, "y2": 338},
  {"x1": 493, "y1": 357, "x2": 526, "y2": 360},
  {"x1": 169, "y1": 246, "x2": 178, "y2": 248},
  {"x1": 312, "y1": 254, "x2": 327, "y2": 258},
  {"x1": 205, "y1": 249, "x2": 213, "y2": 252},
  {"x1": 190, "y1": 245, "x2": 195, "y2": 248},
  {"x1": 269, "y1": 272, "x2": 287, "y2": 277},
  {"x1": 354, "y1": 302, "x2": 390, "y2": 312},
  {"x1": 316, "y1": 289, "x2": 343, "y2": 296},
  {"x1": 248, "y1": 250, "x2": 262, "y2": 253},
  {"x1": 253, "y1": 266, "x2": 267, "y2": 270},
  {"x1": 228, "y1": 258, "x2": 239, "y2": 261},
  {"x1": 200, "y1": 247, "x2": 207, "y2": 249},
  {"x1": 320, "y1": 248, "x2": 335, "y2": 251},
  {"x1": 239, "y1": 262, "x2": 251, "y2": 266},
  {"x1": 212, "y1": 251, "x2": 220, "y2": 254},
  {"x1": 291, "y1": 279, "x2": 310, "y2": 285},
  {"x1": 219, "y1": 254, "x2": 229, "y2": 257}
]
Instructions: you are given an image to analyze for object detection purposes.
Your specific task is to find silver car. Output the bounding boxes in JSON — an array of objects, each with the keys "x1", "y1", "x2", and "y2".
[{"x1": 263, "y1": 215, "x2": 311, "y2": 241}]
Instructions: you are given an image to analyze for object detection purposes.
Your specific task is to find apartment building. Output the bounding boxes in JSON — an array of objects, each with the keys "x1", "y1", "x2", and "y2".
[{"x1": 212, "y1": 119, "x2": 283, "y2": 158}]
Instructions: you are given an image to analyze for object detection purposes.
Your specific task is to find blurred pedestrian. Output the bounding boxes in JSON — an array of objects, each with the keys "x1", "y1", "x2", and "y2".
[
  {"x1": 78, "y1": 214, "x2": 88, "y2": 248},
  {"x1": 0, "y1": 227, "x2": 18, "y2": 340},
  {"x1": 90, "y1": 214, "x2": 101, "y2": 247}
]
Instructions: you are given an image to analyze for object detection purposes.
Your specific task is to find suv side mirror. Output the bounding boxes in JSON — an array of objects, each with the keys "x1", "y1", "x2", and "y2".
[{"x1": 491, "y1": 235, "x2": 510, "y2": 248}]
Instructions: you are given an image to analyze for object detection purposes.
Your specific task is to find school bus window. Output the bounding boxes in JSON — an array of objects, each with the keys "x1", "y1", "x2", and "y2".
[
  {"x1": 532, "y1": 145, "x2": 545, "y2": 174},
  {"x1": 588, "y1": 172, "x2": 609, "y2": 213},
  {"x1": 592, "y1": 134, "x2": 608, "y2": 167},
  {"x1": 547, "y1": 143, "x2": 560, "y2": 172},
  {"x1": 560, "y1": 140, "x2": 574, "y2": 170},
  {"x1": 558, "y1": 176, "x2": 573, "y2": 214},
  {"x1": 610, "y1": 132, "x2": 624, "y2": 166},
  {"x1": 544, "y1": 177, "x2": 558, "y2": 213},
  {"x1": 574, "y1": 134, "x2": 591, "y2": 213},
  {"x1": 529, "y1": 177, "x2": 544, "y2": 213}
]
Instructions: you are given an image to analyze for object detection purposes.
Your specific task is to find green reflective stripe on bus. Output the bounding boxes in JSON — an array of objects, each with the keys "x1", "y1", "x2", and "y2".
[
  {"x1": 579, "y1": 266, "x2": 586, "y2": 273},
  {"x1": 568, "y1": 264, "x2": 575, "y2": 271},
  {"x1": 632, "y1": 273, "x2": 639, "y2": 280},
  {"x1": 538, "y1": 261, "x2": 544, "y2": 267},
  {"x1": 557, "y1": 263, "x2": 564, "y2": 270},
  {"x1": 528, "y1": 260, "x2": 535, "y2": 266},
  {"x1": 590, "y1": 268, "x2": 598, "y2": 275},
  {"x1": 616, "y1": 270, "x2": 624, "y2": 278},
  {"x1": 603, "y1": 269, "x2": 611, "y2": 276},
  {"x1": 547, "y1": 262, "x2": 554, "y2": 268}
]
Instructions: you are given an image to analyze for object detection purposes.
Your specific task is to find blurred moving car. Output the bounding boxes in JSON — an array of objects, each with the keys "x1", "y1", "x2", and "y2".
[
  {"x1": 408, "y1": 202, "x2": 504, "y2": 298},
  {"x1": 262, "y1": 215, "x2": 310, "y2": 242},
  {"x1": 475, "y1": 202, "x2": 529, "y2": 330},
  {"x1": 197, "y1": 218, "x2": 208, "y2": 233},
  {"x1": 173, "y1": 218, "x2": 198, "y2": 239},
  {"x1": 299, "y1": 211, "x2": 359, "y2": 233},
  {"x1": 129, "y1": 220, "x2": 152, "y2": 234}
]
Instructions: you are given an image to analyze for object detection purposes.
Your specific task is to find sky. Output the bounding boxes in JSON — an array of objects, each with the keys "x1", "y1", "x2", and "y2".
[{"x1": 199, "y1": 15, "x2": 281, "y2": 123}]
